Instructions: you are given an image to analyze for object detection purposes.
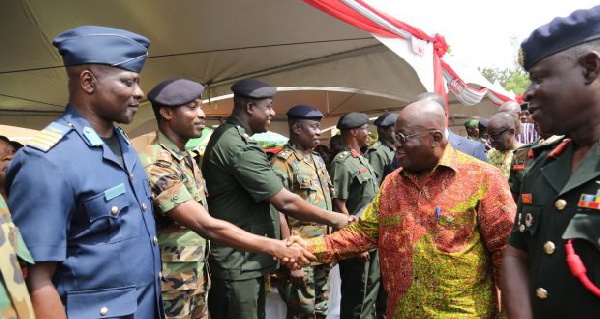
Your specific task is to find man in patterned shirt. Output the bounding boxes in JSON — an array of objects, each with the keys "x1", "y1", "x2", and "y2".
[
  {"x1": 140, "y1": 78, "x2": 315, "y2": 318},
  {"x1": 486, "y1": 112, "x2": 523, "y2": 179},
  {"x1": 304, "y1": 100, "x2": 515, "y2": 318},
  {"x1": 271, "y1": 104, "x2": 335, "y2": 319}
]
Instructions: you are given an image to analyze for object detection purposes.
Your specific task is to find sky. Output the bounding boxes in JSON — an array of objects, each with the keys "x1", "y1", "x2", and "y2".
[{"x1": 365, "y1": 0, "x2": 600, "y2": 69}]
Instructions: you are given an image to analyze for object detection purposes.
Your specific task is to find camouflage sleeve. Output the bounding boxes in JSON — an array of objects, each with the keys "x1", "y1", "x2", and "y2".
[{"x1": 145, "y1": 160, "x2": 194, "y2": 215}]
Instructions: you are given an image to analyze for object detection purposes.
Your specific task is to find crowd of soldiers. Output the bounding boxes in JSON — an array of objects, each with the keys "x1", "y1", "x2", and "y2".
[{"x1": 2, "y1": 4, "x2": 600, "y2": 319}]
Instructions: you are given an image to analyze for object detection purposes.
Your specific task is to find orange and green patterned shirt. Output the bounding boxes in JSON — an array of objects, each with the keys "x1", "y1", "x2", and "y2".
[{"x1": 308, "y1": 146, "x2": 515, "y2": 318}]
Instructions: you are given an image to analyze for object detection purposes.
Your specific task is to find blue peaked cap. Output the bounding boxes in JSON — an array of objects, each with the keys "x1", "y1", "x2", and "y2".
[
  {"x1": 53, "y1": 26, "x2": 150, "y2": 73},
  {"x1": 520, "y1": 5, "x2": 600, "y2": 71}
]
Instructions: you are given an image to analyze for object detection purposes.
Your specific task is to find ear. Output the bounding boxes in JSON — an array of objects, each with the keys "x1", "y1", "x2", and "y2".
[
  {"x1": 292, "y1": 122, "x2": 301, "y2": 135},
  {"x1": 159, "y1": 107, "x2": 173, "y2": 121},
  {"x1": 581, "y1": 51, "x2": 600, "y2": 84},
  {"x1": 430, "y1": 130, "x2": 444, "y2": 147},
  {"x1": 81, "y1": 69, "x2": 95, "y2": 94},
  {"x1": 245, "y1": 100, "x2": 255, "y2": 115}
]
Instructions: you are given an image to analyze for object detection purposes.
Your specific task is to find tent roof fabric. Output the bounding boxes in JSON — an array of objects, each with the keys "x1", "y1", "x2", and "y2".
[{"x1": 0, "y1": 0, "x2": 506, "y2": 137}]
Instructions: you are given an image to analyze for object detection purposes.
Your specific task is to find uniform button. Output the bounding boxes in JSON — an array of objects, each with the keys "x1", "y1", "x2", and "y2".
[
  {"x1": 536, "y1": 288, "x2": 548, "y2": 299},
  {"x1": 158, "y1": 272, "x2": 162, "y2": 279},
  {"x1": 142, "y1": 203, "x2": 147, "y2": 211},
  {"x1": 111, "y1": 206, "x2": 119, "y2": 215},
  {"x1": 555, "y1": 199, "x2": 567, "y2": 211},
  {"x1": 153, "y1": 236, "x2": 158, "y2": 245},
  {"x1": 129, "y1": 173, "x2": 134, "y2": 181},
  {"x1": 543, "y1": 241, "x2": 555, "y2": 255},
  {"x1": 519, "y1": 224, "x2": 526, "y2": 232},
  {"x1": 100, "y1": 306, "x2": 108, "y2": 316},
  {"x1": 173, "y1": 195, "x2": 178, "y2": 200}
]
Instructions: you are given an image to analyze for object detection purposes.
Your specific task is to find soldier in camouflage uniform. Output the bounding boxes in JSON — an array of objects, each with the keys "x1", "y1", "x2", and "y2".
[
  {"x1": 365, "y1": 113, "x2": 397, "y2": 186},
  {"x1": 271, "y1": 105, "x2": 335, "y2": 319},
  {"x1": 330, "y1": 112, "x2": 382, "y2": 319},
  {"x1": 0, "y1": 196, "x2": 34, "y2": 319},
  {"x1": 141, "y1": 78, "x2": 315, "y2": 319}
]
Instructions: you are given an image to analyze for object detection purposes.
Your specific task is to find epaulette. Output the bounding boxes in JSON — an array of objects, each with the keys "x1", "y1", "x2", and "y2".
[
  {"x1": 276, "y1": 149, "x2": 293, "y2": 160},
  {"x1": 27, "y1": 121, "x2": 72, "y2": 152},
  {"x1": 367, "y1": 141, "x2": 381, "y2": 151},
  {"x1": 235, "y1": 125, "x2": 253, "y2": 144},
  {"x1": 333, "y1": 150, "x2": 351, "y2": 162}
]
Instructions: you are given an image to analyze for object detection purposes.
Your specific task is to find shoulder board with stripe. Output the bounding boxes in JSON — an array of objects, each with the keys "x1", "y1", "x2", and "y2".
[
  {"x1": 276, "y1": 149, "x2": 293, "y2": 160},
  {"x1": 333, "y1": 150, "x2": 350, "y2": 162},
  {"x1": 27, "y1": 122, "x2": 72, "y2": 152}
]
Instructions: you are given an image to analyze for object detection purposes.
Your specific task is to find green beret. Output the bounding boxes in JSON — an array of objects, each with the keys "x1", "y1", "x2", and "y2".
[{"x1": 464, "y1": 119, "x2": 479, "y2": 129}]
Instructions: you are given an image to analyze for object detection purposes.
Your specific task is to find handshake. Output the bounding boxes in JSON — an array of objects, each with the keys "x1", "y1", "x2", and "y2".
[{"x1": 271, "y1": 235, "x2": 315, "y2": 270}]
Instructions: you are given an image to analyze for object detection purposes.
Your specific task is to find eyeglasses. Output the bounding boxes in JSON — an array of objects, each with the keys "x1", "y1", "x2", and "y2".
[
  {"x1": 394, "y1": 129, "x2": 436, "y2": 145},
  {"x1": 485, "y1": 128, "x2": 510, "y2": 141}
]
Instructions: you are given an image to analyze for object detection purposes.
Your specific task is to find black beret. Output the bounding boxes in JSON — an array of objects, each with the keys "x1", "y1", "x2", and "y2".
[
  {"x1": 336, "y1": 112, "x2": 369, "y2": 130},
  {"x1": 147, "y1": 78, "x2": 204, "y2": 107},
  {"x1": 373, "y1": 112, "x2": 398, "y2": 127},
  {"x1": 52, "y1": 26, "x2": 150, "y2": 73},
  {"x1": 286, "y1": 104, "x2": 323, "y2": 120},
  {"x1": 231, "y1": 78, "x2": 276, "y2": 99},
  {"x1": 520, "y1": 5, "x2": 600, "y2": 71}
]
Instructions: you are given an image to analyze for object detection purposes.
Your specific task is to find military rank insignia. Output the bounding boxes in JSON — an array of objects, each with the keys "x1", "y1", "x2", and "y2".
[
  {"x1": 512, "y1": 160, "x2": 526, "y2": 171},
  {"x1": 521, "y1": 194, "x2": 533, "y2": 204},
  {"x1": 578, "y1": 190, "x2": 600, "y2": 210}
]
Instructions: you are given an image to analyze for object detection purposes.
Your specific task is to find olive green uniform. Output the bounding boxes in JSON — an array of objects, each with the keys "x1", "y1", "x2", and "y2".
[
  {"x1": 509, "y1": 135, "x2": 563, "y2": 200},
  {"x1": 508, "y1": 138, "x2": 600, "y2": 317},
  {"x1": 202, "y1": 116, "x2": 284, "y2": 319},
  {"x1": 330, "y1": 146, "x2": 381, "y2": 319},
  {"x1": 271, "y1": 144, "x2": 333, "y2": 319},
  {"x1": 365, "y1": 140, "x2": 395, "y2": 186},
  {"x1": 365, "y1": 140, "x2": 394, "y2": 318},
  {"x1": 140, "y1": 131, "x2": 210, "y2": 319},
  {"x1": 0, "y1": 196, "x2": 34, "y2": 319}
]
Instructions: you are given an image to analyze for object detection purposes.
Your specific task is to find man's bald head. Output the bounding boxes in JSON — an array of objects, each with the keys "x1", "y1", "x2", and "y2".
[
  {"x1": 487, "y1": 112, "x2": 519, "y2": 151},
  {"x1": 488, "y1": 112, "x2": 515, "y2": 130},
  {"x1": 415, "y1": 92, "x2": 447, "y2": 116},
  {"x1": 398, "y1": 100, "x2": 447, "y2": 133},
  {"x1": 498, "y1": 101, "x2": 521, "y2": 115}
]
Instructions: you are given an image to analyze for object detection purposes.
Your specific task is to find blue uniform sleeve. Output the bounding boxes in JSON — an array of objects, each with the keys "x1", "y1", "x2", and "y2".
[
  {"x1": 7, "y1": 150, "x2": 73, "y2": 262},
  {"x1": 473, "y1": 142, "x2": 489, "y2": 163}
]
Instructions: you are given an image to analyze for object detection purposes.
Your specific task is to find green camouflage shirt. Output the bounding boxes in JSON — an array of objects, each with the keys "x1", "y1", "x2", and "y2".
[
  {"x1": 330, "y1": 146, "x2": 378, "y2": 215},
  {"x1": 140, "y1": 131, "x2": 208, "y2": 292},
  {"x1": 0, "y1": 196, "x2": 34, "y2": 318},
  {"x1": 365, "y1": 140, "x2": 395, "y2": 185},
  {"x1": 271, "y1": 144, "x2": 333, "y2": 238}
]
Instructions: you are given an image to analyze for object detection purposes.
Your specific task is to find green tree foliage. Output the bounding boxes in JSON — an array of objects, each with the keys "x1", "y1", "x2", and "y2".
[{"x1": 479, "y1": 67, "x2": 530, "y2": 95}]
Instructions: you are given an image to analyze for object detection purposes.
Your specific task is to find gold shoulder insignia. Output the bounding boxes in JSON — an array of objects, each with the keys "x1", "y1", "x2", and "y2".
[{"x1": 27, "y1": 122, "x2": 72, "y2": 152}]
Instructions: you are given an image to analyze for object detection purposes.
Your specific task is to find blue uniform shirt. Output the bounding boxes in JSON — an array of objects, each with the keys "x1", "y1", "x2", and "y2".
[{"x1": 6, "y1": 105, "x2": 164, "y2": 318}]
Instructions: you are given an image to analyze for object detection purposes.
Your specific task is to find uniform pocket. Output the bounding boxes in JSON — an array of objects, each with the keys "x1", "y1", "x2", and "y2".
[
  {"x1": 296, "y1": 174, "x2": 316, "y2": 190},
  {"x1": 83, "y1": 189, "x2": 135, "y2": 243},
  {"x1": 563, "y1": 211, "x2": 600, "y2": 251},
  {"x1": 66, "y1": 286, "x2": 136, "y2": 319}
]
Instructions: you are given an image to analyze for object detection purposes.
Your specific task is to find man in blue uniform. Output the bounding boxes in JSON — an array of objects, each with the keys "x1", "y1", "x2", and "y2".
[
  {"x1": 501, "y1": 6, "x2": 600, "y2": 317},
  {"x1": 5, "y1": 26, "x2": 164, "y2": 318}
]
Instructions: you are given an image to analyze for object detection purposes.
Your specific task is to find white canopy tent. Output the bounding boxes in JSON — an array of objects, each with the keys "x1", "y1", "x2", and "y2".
[{"x1": 0, "y1": 0, "x2": 510, "y2": 139}]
